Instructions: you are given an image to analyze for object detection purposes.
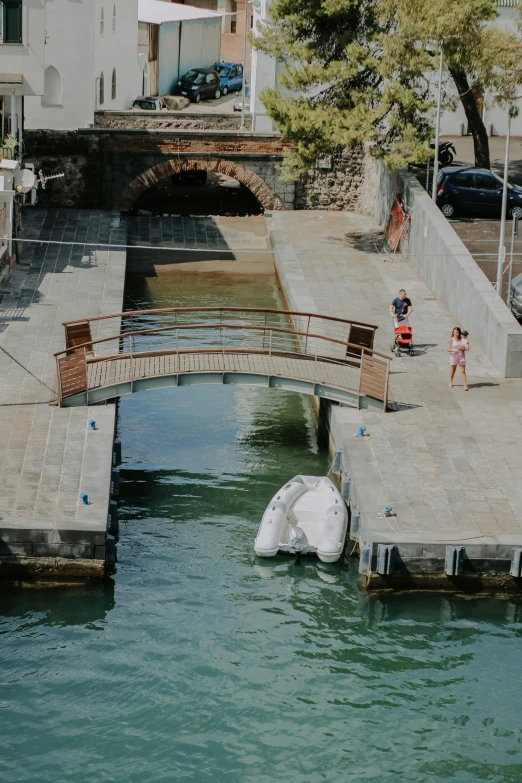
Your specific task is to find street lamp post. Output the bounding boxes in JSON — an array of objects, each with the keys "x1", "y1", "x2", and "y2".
[
  {"x1": 431, "y1": 49, "x2": 443, "y2": 202},
  {"x1": 496, "y1": 109, "x2": 512, "y2": 298}
]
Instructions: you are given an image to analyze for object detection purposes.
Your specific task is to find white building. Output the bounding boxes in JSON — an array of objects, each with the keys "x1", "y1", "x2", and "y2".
[
  {"x1": 0, "y1": 0, "x2": 46, "y2": 141},
  {"x1": 24, "y1": 0, "x2": 142, "y2": 130},
  {"x1": 439, "y1": 1, "x2": 522, "y2": 137}
]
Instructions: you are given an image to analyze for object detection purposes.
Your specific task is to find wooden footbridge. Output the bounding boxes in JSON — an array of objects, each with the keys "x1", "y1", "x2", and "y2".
[{"x1": 54, "y1": 307, "x2": 392, "y2": 410}]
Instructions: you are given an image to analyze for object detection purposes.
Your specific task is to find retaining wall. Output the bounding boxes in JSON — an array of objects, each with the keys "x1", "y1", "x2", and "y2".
[
  {"x1": 375, "y1": 163, "x2": 522, "y2": 377},
  {"x1": 94, "y1": 110, "x2": 252, "y2": 131}
]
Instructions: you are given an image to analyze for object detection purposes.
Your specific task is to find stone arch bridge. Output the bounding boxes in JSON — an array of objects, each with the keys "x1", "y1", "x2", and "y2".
[{"x1": 24, "y1": 128, "x2": 296, "y2": 211}]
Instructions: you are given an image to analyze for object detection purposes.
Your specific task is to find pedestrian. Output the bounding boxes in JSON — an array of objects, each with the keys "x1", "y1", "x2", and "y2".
[
  {"x1": 389, "y1": 289, "x2": 413, "y2": 328},
  {"x1": 447, "y1": 326, "x2": 469, "y2": 391}
]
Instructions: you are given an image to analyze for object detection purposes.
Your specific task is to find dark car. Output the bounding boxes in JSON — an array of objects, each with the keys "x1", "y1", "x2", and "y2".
[
  {"x1": 436, "y1": 166, "x2": 522, "y2": 219},
  {"x1": 173, "y1": 68, "x2": 221, "y2": 103}
]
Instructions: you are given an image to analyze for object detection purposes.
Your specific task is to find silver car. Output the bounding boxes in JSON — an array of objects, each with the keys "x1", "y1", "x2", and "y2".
[
  {"x1": 233, "y1": 85, "x2": 250, "y2": 112},
  {"x1": 510, "y1": 273, "x2": 522, "y2": 319}
]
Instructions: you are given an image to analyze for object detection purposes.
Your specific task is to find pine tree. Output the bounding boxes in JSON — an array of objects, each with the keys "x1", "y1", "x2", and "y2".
[{"x1": 254, "y1": 0, "x2": 522, "y2": 173}]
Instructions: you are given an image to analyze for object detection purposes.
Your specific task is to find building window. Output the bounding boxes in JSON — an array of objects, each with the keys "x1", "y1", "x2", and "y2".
[
  {"x1": 2, "y1": 0, "x2": 22, "y2": 44},
  {"x1": 42, "y1": 66, "x2": 62, "y2": 106},
  {"x1": 111, "y1": 68, "x2": 116, "y2": 100},
  {"x1": 99, "y1": 72, "x2": 104, "y2": 105},
  {"x1": 100, "y1": 7, "x2": 104, "y2": 36},
  {"x1": 112, "y1": 4, "x2": 116, "y2": 33},
  {"x1": 230, "y1": 0, "x2": 237, "y2": 33}
]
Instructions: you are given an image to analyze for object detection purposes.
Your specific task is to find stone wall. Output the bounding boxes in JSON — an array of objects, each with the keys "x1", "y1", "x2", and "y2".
[
  {"x1": 24, "y1": 128, "x2": 289, "y2": 210},
  {"x1": 24, "y1": 128, "x2": 373, "y2": 215},
  {"x1": 24, "y1": 130, "x2": 104, "y2": 209},
  {"x1": 296, "y1": 147, "x2": 365, "y2": 211},
  {"x1": 95, "y1": 110, "x2": 252, "y2": 131}
]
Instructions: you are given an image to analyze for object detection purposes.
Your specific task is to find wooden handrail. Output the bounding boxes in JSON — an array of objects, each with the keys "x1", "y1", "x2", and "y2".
[
  {"x1": 55, "y1": 321, "x2": 392, "y2": 361},
  {"x1": 62, "y1": 306, "x2": 378, "y2": 331},
  {"x1": 84, "y1": 346, "x2": 364, "y2": 365}
]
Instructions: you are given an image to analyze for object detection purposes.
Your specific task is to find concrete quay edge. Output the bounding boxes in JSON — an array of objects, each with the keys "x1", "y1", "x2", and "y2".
[
  {"x1": 0, "y1": 210, "x2": 125, "y2": 584},
  {"x1": 266, "y1": 210, "x2": 522, "y2": 592}
]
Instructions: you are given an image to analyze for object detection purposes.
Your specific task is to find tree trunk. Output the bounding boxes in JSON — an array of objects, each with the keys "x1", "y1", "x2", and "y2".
[{"x1": 449, "y1": 67, "x2": 490, "y2": 169}]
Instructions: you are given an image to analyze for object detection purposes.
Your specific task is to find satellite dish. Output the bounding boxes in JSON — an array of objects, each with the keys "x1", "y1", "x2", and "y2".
[{"x1": 15, "y1": 168, "x2": 37, "y2": 194}]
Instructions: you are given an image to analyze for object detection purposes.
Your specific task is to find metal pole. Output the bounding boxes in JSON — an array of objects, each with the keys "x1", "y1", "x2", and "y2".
[
  {"x1": 507, "y1": 214, "x2": 518, "y2": 306},
  {"x1": 10, "y1": 89, "x2": 17, "y2": 141},
  {"x1": 431, "y1": 48, "x2": 443, "y2": 202},
  {"x1": 497, "y1": 111, "x2": 511, "y2": 297},
  {"x1": 240, "y1": 0, "x2": 249, "y2": 130},
  {"x1": 426, "y1": 157, "x2": 430, "y2": 193}
]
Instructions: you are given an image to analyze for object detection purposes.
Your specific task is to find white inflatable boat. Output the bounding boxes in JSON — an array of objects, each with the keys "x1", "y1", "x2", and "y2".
[{"x1": 254, "y1": 475, "x2": 348, "y2": 563}]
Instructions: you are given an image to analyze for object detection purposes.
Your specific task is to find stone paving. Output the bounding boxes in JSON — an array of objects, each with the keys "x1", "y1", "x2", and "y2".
[
  {"x1": 0, "y1": 209, "x2": 125, "y2": 533},
  {"x1": 268, "y1": 210, "x2": 522, "y2": 545}
]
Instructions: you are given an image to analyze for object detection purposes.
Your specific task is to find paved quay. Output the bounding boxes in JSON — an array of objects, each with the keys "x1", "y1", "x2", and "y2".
[
  {"x1": 268, "y1": 210, "x2": 522, "y2": 588},
  {"x1": 0, "y1": 209, "x2": 126, "y2": 581}
]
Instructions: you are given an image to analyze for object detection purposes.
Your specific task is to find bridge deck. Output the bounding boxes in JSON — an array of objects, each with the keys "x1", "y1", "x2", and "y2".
[{"x1": 89, "y1": 351, "x2": 359, "y2": 392}]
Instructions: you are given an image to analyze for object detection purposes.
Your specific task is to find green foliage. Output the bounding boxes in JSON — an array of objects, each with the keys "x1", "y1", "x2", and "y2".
[{"x1": 254, "y1": 0, "x2": 522, "y2": 174}]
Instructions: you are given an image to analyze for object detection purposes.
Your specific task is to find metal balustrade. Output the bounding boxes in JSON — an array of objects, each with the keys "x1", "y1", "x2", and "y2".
[{"x1": 55, "y1": 307, "x2": 391, "y2": 410}]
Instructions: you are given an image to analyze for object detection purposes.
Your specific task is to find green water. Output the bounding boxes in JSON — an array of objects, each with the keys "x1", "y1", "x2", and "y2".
[{"x1": 2, "y1": 272, "x2": 522, "y2": 783}]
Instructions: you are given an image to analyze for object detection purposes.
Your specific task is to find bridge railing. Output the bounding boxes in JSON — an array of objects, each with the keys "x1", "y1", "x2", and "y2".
[
  {"x1": 55, "y1": 319, "x2": 391, "y2": 408},
  {"x1": 62, "y1": 306, "x2": 379, "y2": 359}
]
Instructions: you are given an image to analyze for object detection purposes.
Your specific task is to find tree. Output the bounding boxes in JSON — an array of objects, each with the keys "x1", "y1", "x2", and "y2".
[
  {"x1": 253, "y1": 0, "x2": 522, "y2": 173},
  {"x1": 387, "y1": 0, "x2": 522, "y2": 168}
]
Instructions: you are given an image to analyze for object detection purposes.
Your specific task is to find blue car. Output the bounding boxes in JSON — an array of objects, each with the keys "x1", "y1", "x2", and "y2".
[{"x1": 212, "y1": 62, "x2": 243, "y2": 95}]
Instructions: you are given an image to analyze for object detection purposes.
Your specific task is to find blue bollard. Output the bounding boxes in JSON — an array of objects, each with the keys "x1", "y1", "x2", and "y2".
[
  {"x1": 357, "y1": 426, "x2": 366, "y2": 437},
  {"x1": 81, "y1": 493, "x2": 89, "y2": 505},
  {"x1": 89, "y1": 420, "x2": 96, "y2": 431}
]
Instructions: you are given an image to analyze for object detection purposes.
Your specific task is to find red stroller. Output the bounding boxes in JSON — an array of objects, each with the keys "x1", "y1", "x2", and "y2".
[{"x1": 391, "y1": 325, "x2": 414, "y2": 356}]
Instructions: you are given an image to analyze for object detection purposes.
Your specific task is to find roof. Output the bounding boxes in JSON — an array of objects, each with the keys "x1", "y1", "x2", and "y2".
[
  {"x1": 0, "y1": 74, "x2": 23, "y2": 85},
  {"x1": 181, "y1": 67, "x2": 217, "y2": 74},
  {"x1": 138, "y1": 0, "x2": 223, "y2": 24}
]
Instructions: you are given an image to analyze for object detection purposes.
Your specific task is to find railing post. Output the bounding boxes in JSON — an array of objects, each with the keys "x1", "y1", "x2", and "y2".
[
  {"x1": 358, "y1": 348, "x2": 365, "y2": 407},
  {"x1": 222, "y1": 326, "x2": 226, "y2": 363},
  {"x1": 56, "y1": 355, "x2": 62, "y2": 407},
  {"x1": 130, "y1": 330, "x2": 134, "y2": 383},
  {"x1": 269, "y1": 328, "x2": 272, "y2": 357},
  {"x1": 384, "y1": 355, "x2": 390, "y2": 412},
  {"x1": 84, "y1": 346, "x2": 89, "y2": 406}
]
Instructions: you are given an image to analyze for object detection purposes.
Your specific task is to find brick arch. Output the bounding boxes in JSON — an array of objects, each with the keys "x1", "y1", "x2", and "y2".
[{"x1": 116, "y1": 157, "x2": 284, "y2": 211}]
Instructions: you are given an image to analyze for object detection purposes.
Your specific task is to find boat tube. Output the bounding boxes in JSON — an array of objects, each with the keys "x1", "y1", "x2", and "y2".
[{"x1": 254, "y1": 475, "x2": 348, "y2": 563}]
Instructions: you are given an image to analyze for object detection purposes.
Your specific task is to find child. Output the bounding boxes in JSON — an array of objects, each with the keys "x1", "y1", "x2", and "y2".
[{"x1": 461, "y1": 330, "x2": 470, "y2": 355}]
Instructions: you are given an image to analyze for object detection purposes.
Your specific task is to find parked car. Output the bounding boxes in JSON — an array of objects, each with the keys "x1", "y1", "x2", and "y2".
[
  {"x1": 436, "y1": 166, "x2": 522, "y2": 219},
  {"x1": 130, "y1": 96, "x2": 167, "y2": 111},
  {"x1": 173, "y1": 68, "x2": 221, "y2": 103},
  {"x1": 510, "y1": 273, "x2": 522, "y2": 320},
  {"x1": 212, "y1": 62, "x2": 244, "y2": 95},
  {"x1": 233, "y1": 85, "x2": 250, "y2": 112}
]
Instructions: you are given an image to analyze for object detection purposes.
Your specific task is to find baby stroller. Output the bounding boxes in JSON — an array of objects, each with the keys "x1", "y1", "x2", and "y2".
[{"x1": 391, "y1": 325, "x2": 414, "y2": 356}]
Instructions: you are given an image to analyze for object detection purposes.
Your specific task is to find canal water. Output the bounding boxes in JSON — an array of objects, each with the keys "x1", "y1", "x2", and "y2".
[{"x1": 2, "y1": 260, "x2": 522, "y2": 782}]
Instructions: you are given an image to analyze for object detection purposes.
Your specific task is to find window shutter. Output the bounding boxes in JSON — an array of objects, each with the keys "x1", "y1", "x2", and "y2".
[{"x1": 4, "y1": 1, "x2": 22, "y2": 44}]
